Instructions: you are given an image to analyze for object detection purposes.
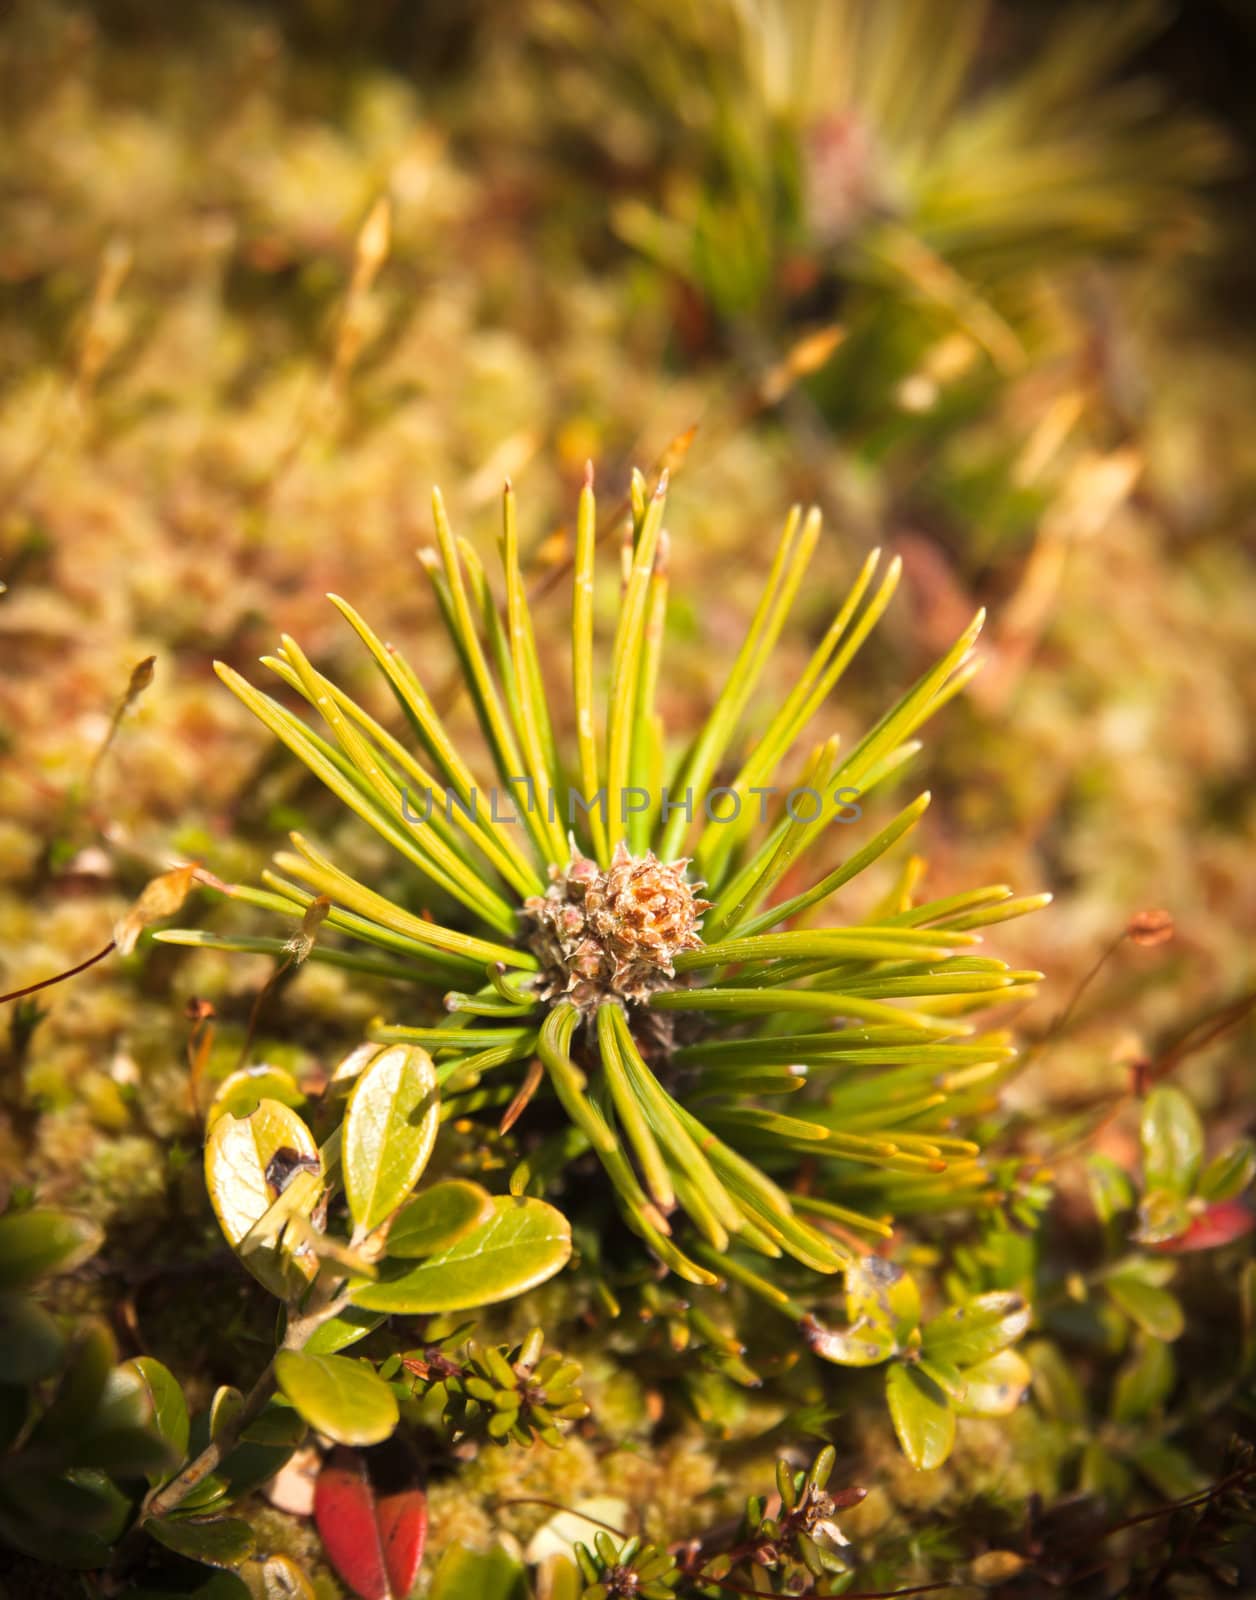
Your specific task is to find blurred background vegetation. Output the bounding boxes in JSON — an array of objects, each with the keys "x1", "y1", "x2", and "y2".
[{"x1": 2, "y1": 0, "x2": 1255, "y2": 1594}]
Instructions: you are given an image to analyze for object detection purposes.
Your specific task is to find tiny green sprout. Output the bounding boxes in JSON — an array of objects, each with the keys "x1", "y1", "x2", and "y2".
[
  {"x1": 574, "y1": 1530, "x2": 681, "y2": 1599},
  {"x1": 402, "y1": 1325, "x2": 589, "y2": 1448},
  {"x1": 740, "y1": 1444, "x2": 862, "y2": 1581}
]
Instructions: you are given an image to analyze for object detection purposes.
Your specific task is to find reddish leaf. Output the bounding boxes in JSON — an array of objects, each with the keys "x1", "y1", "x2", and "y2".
[
  {"x1": 377, "y1": 1488, "x2": 428, "y2": 1598},
  {"x1": 314, "y1": 1447, "x2": 426, "y2": 1600},
  {"x1": 315, "y1": 1450, "x2": 387, "y2": 1600},
  {"x1": 1150, "y1": 1199, "x2": 1255, "y2": 1254}
]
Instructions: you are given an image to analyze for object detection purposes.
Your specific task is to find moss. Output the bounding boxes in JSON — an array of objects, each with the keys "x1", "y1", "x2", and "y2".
[
  {"x1": 0, "y1": 2, "x2": 1254, "y2": 1594},
  {"x1": 77, "y1": 1132, "x2": 168, "y2": 1225}
]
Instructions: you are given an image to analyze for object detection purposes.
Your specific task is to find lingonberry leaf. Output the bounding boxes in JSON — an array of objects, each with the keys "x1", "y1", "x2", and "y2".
[
  {"x1": 1106, "y1": 1270, "x2": 1185, "y2": 1340},
  {"x1": 204, "y1": 1099, "x2": 322, "y2": 1299},
  {"x1": 352, "y1": 1195, "x2": 571, "y2": 1314},
  {"x1": 1148, "y1": 1198, "x2": 1255, "y2": 1253},
  {"x1": 0, "y1": 1209, "x2": 102, "y2": 1290},
  {"x1": 120, "y1": 1356, "x2": 189, "y2": 1483},
  {"x1": 1140, "y1": 1086, "x2": 1204, "y2": 1199},
  {"x1": 385, "y1": 1179, "x2": 495, "y2": 1258},
  {"x1": 206, "y1": 1064, "x2": 306, "y2": 1130},
  {"x1": 149, "y1": 1513, "x2": 256, "y2": 1567},
  {"x1": 343, "y1": 1045, "x2": 440, "y2": 1234},
  {"x1": 273, "y1": 1351, "x2": 398, "y2": 1447},
  {"x1": 920, "y1": 1291, "x2": 1030, "y2": 1368},
  {"x1": 953, "y1": 1348, "x2": 1032, "y2": 1417},
  {"x1": 885, "y1": 1361, "x2": 955, "y2": 1470},
  {"x1": 0, "y1": 1293, "x2": 64, "y2": 1382},
  {"x1": 313, "y1": 1446, "x2": 427, "y2": 1600},
  {"x1": 303, "y1": 1307, "x2": 387, "y2": 1356}
]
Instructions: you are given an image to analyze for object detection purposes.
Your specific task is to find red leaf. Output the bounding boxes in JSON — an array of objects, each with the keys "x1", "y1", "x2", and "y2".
[
  {"x1": 314, "y1": 1448, "x2": 426, "y2": 1600},
  {"x1": 377, "y1": 1488, "x2": 428, "y2": 1598},
  {"x1": 1150, "y1": 1199, "x2": 1256, "y2": 1254}
]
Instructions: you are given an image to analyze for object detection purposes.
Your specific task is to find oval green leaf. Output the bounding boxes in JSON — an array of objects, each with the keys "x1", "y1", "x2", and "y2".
[
  {"x1": 32, "y1": 1320, "x2": 116, "y2": 1445},
  {"x1": 1111, "y1": 1336, "x2": 1174, "y2": 1424},
  {"x1": 0, "y1": 1292, "x2": 65, "y2": 1382},
  {"x1": 150, "y1": 1514, "x2": 256, "y2": 1568},
  {"x1": 386, "y1": 1180, "x2": 496, "y2": 1259},
  {"x1": 886, "y1": 1362, "x2": 956, "y2": 1470},
  {"x1": 1141, "y1": 1086, "x2": 1204, "y2": 1198},
  {"x1": 844, "y1": 1257, "x2": 921, "y2": 1348},
  {"x1": 954, "y1": 1348, "x2": 1032, "y2": 1418},
  {"x1": 0, "y1": 1209, "x2": 102, "y2": 1290},
  {"x1": 209, "y1": 1386, "x2": 244, "y2": 1444},
  {"x1": 352, "y1": 1196, "x2": 572, "y2": 1314},
  {"x1": 273, "y1": 1351, "x2": 399, "y2": 1447},
  {"x1": 430, "y1": 1544, "x2": 529, "y2": 1600},
  {"x1": 1199, "y1": 1138, "x2": 1256, "y2": 1204},
  {"x1": 303, "y1": 1307, "x2": 387, "y2": 1356},
  {"x1": 1106, "y1": 1273, "x2": 1185, "y2": 1341},
  {"x1": 921, "y1": 1291, "x2": 1030, "y2": 1367},
  {"x1": 803, "y1": 1314, "x2": 896, "y2": 1368},
  {"x1": 207, "y1": 1065, "x2": 306, "y2": 1130},
  {"x1": 343, "y1": 1045, "x2": 440, "y2": 1234},
  {"x1": 122, "y1": 1356, "x2": 190, "y2": 1482}
]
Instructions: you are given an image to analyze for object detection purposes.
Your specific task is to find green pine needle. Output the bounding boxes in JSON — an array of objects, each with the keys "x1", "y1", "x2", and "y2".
[{"x1": 175, "y1": 474, "x2": 1047, "y2": 1295}]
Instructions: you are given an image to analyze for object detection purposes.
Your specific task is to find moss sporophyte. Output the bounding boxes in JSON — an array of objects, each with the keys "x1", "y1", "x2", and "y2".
[{"x1": 163, "y1": 466, "x2": 1050, "y2": 1293}]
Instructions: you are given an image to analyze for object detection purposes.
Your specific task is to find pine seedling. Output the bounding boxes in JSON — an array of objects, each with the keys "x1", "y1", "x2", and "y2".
[{"x1": 164, "y1": 470, "x2": 1046, "y2": 1297}]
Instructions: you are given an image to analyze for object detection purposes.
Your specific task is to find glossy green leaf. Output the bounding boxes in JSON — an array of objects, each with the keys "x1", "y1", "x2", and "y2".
[
  {"x1": 954, "y1": 1349, "x2": 1031, "y2": 1417},
  {"x1": 1087, "y1": 1155, "x2": 1136, "y2": 1225},
  {"x1": 0, "y1": 1209, "x2": 102, "y2": 1290},
  {"x1": 0, "y1": 1462, "x2": 131, "y2": 1536},
  {"x1": 178, "y1": 1473, "x2": 233, "y2": 1515},
  {"x1": 303, "y1": 1307, "x2": 387, "y2": 1356},
  {"x1": 1199, "y1": 1139, "x2": 1256, "y2": 1204},
  {"x1": 1106, "y1": 1254, "x2": 1177, "y2": 1287},
  {"x1": 430, "y1": 1543, "x2": 529, "y2": 1600},
  {"x1": 239, "y1": 1401, "x2": 308, "y2": 1449},
  {"x1": 75, "y1": 1363, "x2": 177, "y2": 1477},
  {"x1": 1027, "y1": 1340, "x2": 1085, "y2": 1424},
  {"x1": 0, "y1": 1292, "x2": 64, "y2": 1381},
  {"x1": 31, "y1": 1320, "x2": 115, "y2": 1445},
  {"x1": 150, "y1": 1514, "x2": 256, "y2": 1567},
  {"x1": 352, "y1": 1196, "x2": 572, "y2": 1314},
  {"x1": 916, "y1": 1355, "x2": 967, "y2": 1401},
  {"x1": 122, "y1": 1356, "x2": 190, "y2": 1482},
  {"x1": 0, "y1": 1502, "x2": 116, "y2": 1570},
  {"x1": 1106, "y1": 1273, "x2": 1185, "y2": 1341},
  {"x1": 805, "y1": 1257, "x2": 921, "y2": 1367},
  {"x1": 886, "y1": 1362, "x2": 955, "y2": 1470},
  {"x1": 1131, "y1": 1441, "x2": 1207, "y2": 1500},
  {"x1": 205, "y1": 1099, "x2": 321, "y2": 1299},
  {"x1": 209, "y1": 1386, "x2": 244, "y2": 1444},
  {"x1": 343, "y1": 1045, "x2": 440, "y2": 1234},
  {"x1": 846, "y1": 1257, "x2": 922, "y2": 1345},
  {"x1": 1111, "y1": 1336, "x2": 1174, "y2": 1423},
  {"x1": 386, "y1": 1180, "x2": 496, "y2": 1258},
  {"x1": 802, "y1": 1315, "x2": 898, "y2": 1367},
  {"x1": 1132, "y1": 1186, "x2": 1193, "y2": 1246},
  {"x1": 1242, "y1": 1259, "x2": 1256, "y2": 1373},
  {"x1": 1141, "y1": 1086, "x2": 1203, "y2": 1198},
  {"x1": 273, "y1": 1351, "x2": 398, "y2": 1447},
  {"x1": 218, "y1": 1438, "x2": 301, "y2": 1499},
  {"x1": 1079, "y1": 1442, "x2": 1131, "y2": 1506},
  {"x1": 207, "y1": 1065, "x2": 306, "y2": 1130},
  {"x1": 921, "y1": 1291, "x2": 1030, "y2": 1367}
]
